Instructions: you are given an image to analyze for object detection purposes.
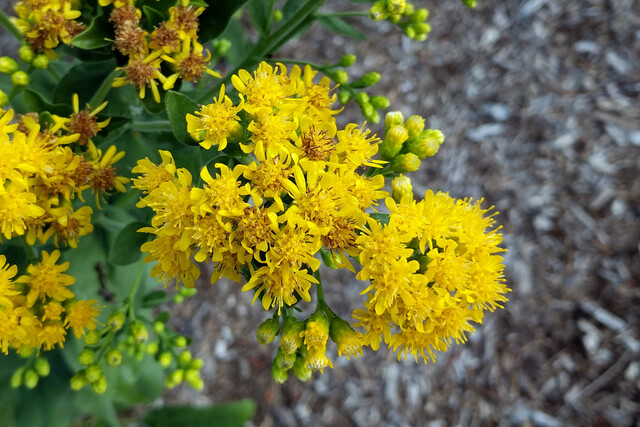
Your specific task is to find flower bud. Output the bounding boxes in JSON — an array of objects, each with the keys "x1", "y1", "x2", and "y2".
[
  {"x1": 153, "y1": 321, "x2": 165, "y2": 334},
  {"x1": 212, "y1": 38, "x2": 231, "y2": 57},
  {"x1": 406, "y1": 129, "x2": 444, "y2": 159},
  {"x1": 379, "y1": 124, "x2": 408, "y2": 160},
  {"x1": 12, "y1": 71, "x2": 29, "y2": 87},
  {"x1": 32, "y1": 55, "x2": 49, "y2": 70},
  {"x1": 385, "y1": 111, "x2": 404, "y2": 129},
  {"x1": 158, "y1": 352, "x2": 173, "y2": 367},
  {"x1": 10, "y1": 368, "x2": 24, "y2": 388},
  {"x1": 332, "y1": 69, "x2": 348, "y2": 85},
  {"x1": 414, "y1": 23, "x2": 431, "y2": 36},
  {"x1": 404, "y1": 25, "x2": 417, "y2": 39},
  {"x1": 173, "y1": 294, "x2": 184, "y2": 304},
  {"x1": 78, "y1": 349, "x2": 95, "y2": 366},
  {"x1": 275, "y1": 347, "x2": 296, "y2": 370},
  {"x1": 168, "y1": 369, "x2": 184, "y2": 385},
  {"x1": 146, "y1": 341, "x2": 159, "y2": 355},
  {"x1": 18, "y1": 45, "x2": 35, "y2": 63},
  {"x1": 304, "y1": 348, "x2": 333, "y2": 373},
  {"x1": 85, "y1": 365, "x2": 103, "y2": 383},
  {"x1": 106, "y1": 349, "x2": 123, "y2": 367},
  {"x1": 178, "y1": 287, "x2": 197, "y2": 297},
  {"x1": 410, "y1": 8, "x2": 429, "y2": 23},
  {"x1": 370, "y1": 95, "x2": 390, "y2": 110},
  {"x1": 34, "y1": 358, "x2": 50, "y2": 377},
  {"x1": 414, "y1": 33, "x2": 428, "y2": 42},
  {"x1": 391, "y1": 153, "x2": 421, "y2": 173},
  {"x1": 329, "y1": 318, "x2": 363, "y2": 359},
  {"x1": 173, "y1": 336, "x2": 188, "y2": 347},
  {"x1": 300, "y1": 313, "x2": 330, "y2": 351},
  {"x1": 359, "y1": 102, "x2": 375, "y2": 120},
  {"x1": 463, "y1": 0, "x2": 477, "y2": 8},
  {"x1": 273, "y1": 10, "x2": 283, "y2": 22},
  {"x1": 0, "y1": 57, "x2": 19, "y2": 74},
  {"x1": 256, "y1": 318, "x2": 279, "y2": 345},
  {"x1": 130, "y1": 320, "x2": 148, "y2": 343},
  {"x1": 354, "y1": 72, "x2": 381, "y2": 88},
  {"x1": 388, "y1": 14, "x2": 401, "y2": 24},
  {"x1": 108, "y1": 311, "x2": 126, "y2": 331},
  {"x1": 70, "y1": 372, "x2": 87, "y2": 390},
  {"x1": 0, "y1": 90, "x2": 8, "y2": 108},
  {"x1": 92, "y1": 376, "x2": 108, "y2": 394},
  {"x1": 339, "y1": 54, "x2": 356, "y2": 67},
  {"x1": 338, "y1": 90, "x2": 351, "y2": 104},
  {"x1": 369, "y1": 1, "x2": 389, "y2": 21},
  {"x1": 190, "y1": 358, "x2": 204, "y2": 370},
  {"x1": 405, "y1": 115, "x2": 425, "y2": 138},
  {"x1": 178, "y1": 350, "x2": 192, "y2": 366},
  {"x1": 23, "y1": 369, "x2": 38, "y2": 389},
  {"x1": 271, "y1": 360, "x2": 288, "y2": 384},
  {"x1": 391, "y1": 175, "x2": 413, "y2": 203},
  {"x1": 354, "y1": 92, "x2": 369, "y2": 105},
  {"x1": 280, "y1": 317, "x2": 305, "y2": 354},
  {"x1": 185, "y1": 369, "x2": 204, "y2": 390},
  {"x1": 403, "y1": 3, "x2": 415, "y2": 15},
  {"x1": 386, "y1": 0, "x2": 406, "y2": 15},
  {"x1": 292, "y1": 356, "x2": 312, "y2": 382}
]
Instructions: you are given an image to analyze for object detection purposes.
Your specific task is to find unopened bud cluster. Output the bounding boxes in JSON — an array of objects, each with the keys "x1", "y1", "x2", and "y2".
[
  {"x1": 369, "y1": 1, "x2": 432, "y2": 41},
  {"x1": 10, "y1": 356, "x2": 51, "y2": 390},
  {"x1": 379, "y1": 111, "x2": 445, "y2": 173}
]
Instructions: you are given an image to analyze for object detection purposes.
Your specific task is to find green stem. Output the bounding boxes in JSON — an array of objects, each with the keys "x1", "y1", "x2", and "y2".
[
  {"x1": 197, "y1": 0, "x2": 326, "y2": 103},
  {"x1": 22, "y1": 236, "x2": 37, "y2": 264},
  {"x1": 126, "y1": 262, "x2": 145, "y2": 320},
  {"x1": 89, "y1": 69, "x2": 122, "y2": 109},
  {"x1": 266, "y1": 0, "x2": 277, "y2": 35},
  {"x1": 0, "y1": 9, "x2": 23, "y2": 42},
  {"x1": 314, "y1": 270, "x2": 325, "y2": 304},
  {"x1": 131, "y1": 120, "x2": 172, "y2": 132},
  {"x1": 8, "y1": 85, "x2": 20, "y2": 101},
  {"x1": 314, "y1": 11, "x2": 369, "y2": 18}
]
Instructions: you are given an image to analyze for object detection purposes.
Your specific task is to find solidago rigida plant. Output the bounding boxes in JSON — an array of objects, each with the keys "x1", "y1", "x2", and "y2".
[{"x1": 0, "y1": 0, "x2": 507, "y2": 423}]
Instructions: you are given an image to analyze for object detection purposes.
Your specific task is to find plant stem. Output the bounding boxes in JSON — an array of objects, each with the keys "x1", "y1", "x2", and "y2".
[
  {"x1": 126, "y1": 262, "x2": 145, "y2": 320},
  {"x1": 131, "y1": 120, "x2": 172, "y2": 132},
  {"x1": 314, "y1": 11, "x2": 369, "y2": 18},
  {"x1": 0, "y1": 9, "x2": 23, "y2": 42},
  {"x1": 314, "y1": 270, "x2": 325, "y2": 304}
]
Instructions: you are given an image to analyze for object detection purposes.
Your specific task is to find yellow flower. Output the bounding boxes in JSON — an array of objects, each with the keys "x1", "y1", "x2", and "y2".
[
  {"x1": 186, "y1": 84, "x2": 243, "y2": 150},
  {"x1": 64, "y1": 299, "x2": 101, "y2": 338},
  {"x1": 0, "y1": 183, "x2": 45, "y2": 240},
  {"x1": 242, "y1": 265, "x2": 317, "y2": 313},
  {"x1": 335, "y1": 123, "x2": 385, "y2": 169},
  {"x1": 245, "y1": 111, "x2": 298, "y2": 159},
  {"x1": 231, "y1": 62, "x2": 297, "y2": 116},
  {"x1": 132, "y1": 150, "x2": 177, "y2": 198},
  {"x1": 140, "y1": 226, "x2": 200, "y2": 288},
  {"x1": 0, "y1": 255, "x2": 19, "y2": 309},
  {"x1": 87, "y1": 143, "x2": 129, "y2": 208},
  {"x1": 42, "y1": 302, "x2": 64, "y2": 321},
  {"x1": 191, "y1": 163, "x2": 251, "y2": 217},
  {"x1": 352, "y1": 302, "x2": 394, "y2": 351},
  {"x1": 51, "y1": 94, "x2": 110, "y2": 145},
  {"x1": 16, "y1": 250, "x2": 75, "y2": 308},
  {"x1": 44, "y1": 204, "x2": 94, "y2": 248},
  {"x1": 39, "y1": 322, "x2": 67, "y2": 351},
  {"x1": 113, "y1": 50, "x2": 169, "y2": 103},
  {"x1": 161, "y1": 37, "x2": 220, "y2": 87}
]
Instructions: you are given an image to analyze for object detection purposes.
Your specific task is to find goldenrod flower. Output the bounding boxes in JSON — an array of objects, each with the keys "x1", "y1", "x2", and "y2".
[
  {"x1": 0, "y1": 184, "x2": 45, "y2": 240},
  {"x1": 186, "y1": 84, "x2": 243, "y2": 150},
  {"x1": 16, "y1": 250, "x2": 75, "y2": 308},
  {"x1": 64, "y1": 299, "x2": 101, "y2": 338},
  {"x1": 231, "y1": 62, "x2": 297, "y2": 116},
  {"x1": 132, "y1": 150, "x2": 177, "y2": 198},
  {"x1": 51, "y1": 94, "x2": 110, "y2": 145},
  {"x1": 0, "y1": 255, "x2": 19, "y2": 309}
]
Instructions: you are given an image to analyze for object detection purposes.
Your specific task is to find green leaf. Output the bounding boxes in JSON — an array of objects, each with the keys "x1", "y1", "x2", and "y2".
[
  {"x1": 105, "y1": 354, "x2": 165, "y2": 405},
  {"x1": 142, "y1": 290, "x2": 169, "y2": 307},
  {"x1": 22, "y1": 88, "x2": 72, "y2": 116},
  {"x1": 165, "y1": 90, "x2": 199, "y2": 145},
  {"x1": 71, "y1": 12, "x2": 113, "y2": 50},
  {"x1": 145, "y1": 400, "x2": 256, "y2": 427},
  {"x1": 317, "y1": 16, "x2": 366, "y2": 40},
  {"x1": 53, "y1": 59, "x2": 118, "y2": 107},
  {"x1": 198, "y1": 0, "x2": 251, "y2": 42},
  {"x1": 369, "y1": 212, "x2": 390, "y2": 225},
  {"x1": 248, "y1": 0, "x2": 271, "y2": 37},
  {"x1": 109, "y1": 221, "x2": 150, "y2": 266},
  {"x1": 141, "y1": 87, "x2": 167, "y2": 114},
  {"x1": 142, "y1": 5, "x2": 167, "y2": 30}
]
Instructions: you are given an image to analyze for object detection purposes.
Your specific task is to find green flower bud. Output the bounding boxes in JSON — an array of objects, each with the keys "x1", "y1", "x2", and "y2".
[
  {"x1": 146, "y1": 341, "x2": 159, "y2": 355},
  {"x1": 130, "y1": 321, "x2": 148, "y2": 343},
  {"x1": 370, "y1": 95, "x2": 390, "y2": 110},
  {"x1": 271, "y1": 360, "x2": 288, "y2": 384},
  {"x1": 106, "y1": 349, "x2": 122, "y2": 367},
  {"x1": 385, "y1": 110, "x2": 405, "y2": 129},
  {"x1": 386, "y1": 0, "x2": 406, "y2": 15},
  {"x1": 354, "y1": 72, "x2": 381, "y2": 88},
  {"x1": 18, "y1": 346, "x2": 34, "y2": 358},
  {"x1": 18, "y1": 45, "x2": 35, "y2": 63},
  {"x1": 365, "y1": 109, "x2": 380, "y2": 124},
  {"x1": 391, "y1": 153, "x2": 421, "y2": 173},
  {"x1": 280, "y1": 317, "x2": 305, "y2": 355},
  {"x1": 190, "y1": 358, "x2": 204, "y2": 370},
  {"x1": 410, "y1": 8, "x2": 429, "y2": 23},
  {"x1": 406, "y1": 129, "x2": 444, "y2": 159},
  {"x1": 404, "y1": 25, "x2": 417, "y2": 39},
  {"x1": 414, "y1": 23, "x2": 431, "y2": 36},
  {"x1": 84, "y1": 330, "x2": 100, "y2": 345},
  {"x1": 178, "y1": 350, "x2": 192, "y2": 366},
  {"x1": 212, "y1": 38, "x2": 231, "y2": 57},
  {"x1": 462, "y1": 0, "x2": 477, "y2": 8},
  {"x1": 369, "y1": 1, "x2": 389, "y2": 21},
  {"x1": 354, "y1": 92, "x2": 369, "y2": 105},
  {"x1": 108, "y1": 311, "x2": 126, "y2": 331},
  {"x1": 0, "y1": 57, "x2": 19, "y2": 74},
  {"x1": 169, "y1": 369, "x2": 184, "y2": 385},
  {"x1": 185, "y1": 369, "x2": 203, "y2": 390},
  {"x1": 32, "y1": 55, "x2": 49, "y2": 70},
  {"x1": 405, "y1": 115, "x2": 425, "y2": 138},
  {"x1": 158, "y1": 352, "x2": 173, "y2": 368},
  {"x1": 359, "y1": 102, "x2": 375, "y2": 120},
  {"x1": 153, "y1": 321, "x2": 165, "y2": 334},
  {"x1": 0, "y1": 90, "x2": 8, "y2": 108},
  {"x1": 24, "y1": 369, "x2": 39, "y2": 389},
  {"x1": 179, "y1": 287, "x2": 197, "y2": 297},
  {"x1": 338, "y1": 90, "x2": 351, "y2": 104},
  {"x1": 391, "y1": 174, "x2": 413, "y2": 203},
  {"x1": 256, "y1": 318, "x2": 280, "y2": 345},
  {"x1": 92, "y1": 376, "x2": 108, "y2": 394},
  {"x1": 292, "y1": 356, "x2": 312, "y2": 382},
  {"x1": 332, "y1": 69, "x2": 349, "y2": 85},
  {"x1": 78, "y1": 349, "x2": 95, "y2": 366},
  {"x1": 403, "y1": 3, "x2": 415, "y2": 15},
  {"x1": 10, "y1": 367, "x2": 24, "y2": 388},
  {"x1": 329, "y1": 318, "x2": 363, "y2": 359},
  {"x1": 273, "y1": 9, "x2": 283, "y2": 22},
  {"x1": 388, "y1": 14, "x2": 401, "y2": 24},
  {"x1": 173, "y1": 294, "x2": 184, "y2": 304},
  {"x1": 174, "y1": 336, "x2": 188, "y2": 347},
  {"x1": 414, "y1": 33, "x2": 428, "y2": 42},
  {"x1": 70, "y1": 373, "x2": 87, "y2": 390},
  {"x1": 34, "y1": 358, "x2": 50, "y2": 377},
  {"x1": 275, "y1": 347, "x2": 296, "y2": 370},
  {"x1": 339, "y1": 54, "x2": 356, "y2": 67},
  {"x1": 85, "y1": 365, "x2": 103, "y2": 383},
  {"x1": 11, "y1": 71, "x2": 29, "y2": 87},
  {"x1": 380, "y1": 125, "x2": 408, "y2": 160}
]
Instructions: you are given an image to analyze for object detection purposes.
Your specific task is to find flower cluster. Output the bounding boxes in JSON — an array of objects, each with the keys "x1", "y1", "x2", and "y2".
[
  {"x1": 0, "y1": 251, "x2": 100, "y2": 354},
  {"x1": 13, "y1": 0, "x2": 84, "y2": 56},
  {"x1": 0, "y1": 99, "x2": 127, "y2": 247},
  {"x1": 134, "y1": 61, "x2": 508, "y2": 380},
  {"x1": 110, "y1": 0, "x2": 219, "y2": 102},
  {"x1": 368, "y1": 1, "x2": 431, "y2": 42}
]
